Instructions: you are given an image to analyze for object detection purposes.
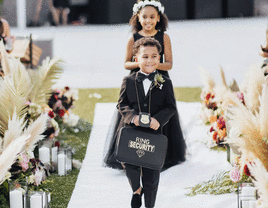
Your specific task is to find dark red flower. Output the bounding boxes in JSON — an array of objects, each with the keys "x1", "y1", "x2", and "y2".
[
  {"x1": 209, "y1": 126, "x2": 214, "y2": 132},
  {"x1": 211, "y1": 95, "x2": 215, "y2": 99},
  {"x1": 58, "y1": 109, "x2": 65, "y2": 117},
  {"x1": 217, "y1": 117, "x2": 226, "y2": 129},
  {"x1": 244, "y1": 164, "x2": 251, "y2": 176},
  {"x1": 65, "y1": 86, "x2": 70, "y2": 91},
  {"x1": 55, "y1": 141, "x2": 60, "y2": 148},
  {"x1": 48, "y1": 111, "x2": 55, "y2": 118},
  {"x1": 54, "y1": 94, "x2": 58, "y2": 100},
  {"x1": 212, "y1": 132, "x2": 218, "y2": 141},
  {"x1": 206, "y1": 93, "x2": 211, "y2": 100}
]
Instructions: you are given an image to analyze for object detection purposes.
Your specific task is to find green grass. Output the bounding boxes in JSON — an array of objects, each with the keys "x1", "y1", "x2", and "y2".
[{"x1": 72, "y1": 87, "x2": 202, "y2": 123}]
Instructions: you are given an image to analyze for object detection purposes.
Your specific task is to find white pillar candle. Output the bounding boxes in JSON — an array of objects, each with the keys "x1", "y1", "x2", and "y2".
[
  {"x1": 58, "y1": 153, "x2": 66, "y2": 176},
  {"x1": 30, "y1": 193, "x2": 42, "y2": 208},
  {"x1": 241, "y1": 186, "x2": 256, "y2": 196},
  {"x1": 242, "y1": 200, "x2": 249, "y2": 208},
  {"x1": 10, "y1": 189, "x2": 23, "y2": 208},
  {"x1": 39, "y1": 147, "x2": 50, "y2": 164},
  {"x1": 249, "y1": 200, "x2": 256, "y2": 208},
  {"x1": 51, "y1": 147, "x2": 58, "y2": 163}
]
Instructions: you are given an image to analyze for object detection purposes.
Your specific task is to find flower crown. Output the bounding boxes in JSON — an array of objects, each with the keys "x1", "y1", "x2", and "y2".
[{"x1": 133, "y1": 0, "x2": 165, "y2": 15}]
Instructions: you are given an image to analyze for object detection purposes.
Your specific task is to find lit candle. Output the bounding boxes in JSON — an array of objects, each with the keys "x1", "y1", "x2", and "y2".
[
  {"x1": 30, "y1": 193, "x2": 42, "y2": 208},
  {"x1": 58, "y1": 153, "x2": 66, "y2": 176},
  {"x1": 51, "y1": 147, "x2": 58, "y2": 163},
  {"x1": 10, "y1": 189, "x2": 23, "y2": 208},
  {"x1": 39, "y1": 146, "x2": 50, "y2": 164}
]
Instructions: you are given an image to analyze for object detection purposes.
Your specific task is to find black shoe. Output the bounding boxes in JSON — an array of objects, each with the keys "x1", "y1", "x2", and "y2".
[{"x1": 131, "y1": 188, "x2": 143, "y2": 208}]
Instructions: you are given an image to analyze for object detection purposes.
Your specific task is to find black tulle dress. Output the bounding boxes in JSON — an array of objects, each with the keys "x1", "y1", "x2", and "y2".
[{"x1": 103, "y1": 31, "x2": 186, "y2": 170}]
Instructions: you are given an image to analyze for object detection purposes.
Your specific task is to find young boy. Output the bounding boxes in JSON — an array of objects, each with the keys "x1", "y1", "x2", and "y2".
[{"x1": 117, "y1": 37, "x2": 177, "y2": 208}]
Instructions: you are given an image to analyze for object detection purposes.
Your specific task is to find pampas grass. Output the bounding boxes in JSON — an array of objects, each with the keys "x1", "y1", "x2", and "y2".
[
  {"x1": 2, "y1": 112, "x2": 27, "y2": 150},
  {"x1": 28, "y1": 57, "x2": 63, "y2": 105},
  {"x1": 248, "y1": 159, "x2": 268, "y2": 200},
  {"x1": 199, "y1": 67, "x2": 215, "y2": 93},
  {"x1": 242, "y1": 64, "x2": 265, "y2": 114},
  {"x1": 23, "y1": 113, "x2": 47, "y2": 152},
  {"x1": 220, "y1": 66, "x2": 228, "y2": 89},
  {"x1": 226, "y1": 84, "x2": 268, "y2": 171},
  {"x1": 0, "y1": 135, "x2": 30, "y2": 185},
  {"x1": 0, "y1": 61, "x2": 32, "y2": 136}
]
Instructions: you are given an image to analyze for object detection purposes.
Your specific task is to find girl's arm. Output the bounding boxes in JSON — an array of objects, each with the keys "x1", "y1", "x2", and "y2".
[
  {"x1": 157, "y1": 33, "x2": 173, "y2": 71},
  {"x1": 124, "y1": 36, "x2": 139, "y2": 70},
  {"x1": 2, "y1": 19, "x2": 10, "y2": 37}
]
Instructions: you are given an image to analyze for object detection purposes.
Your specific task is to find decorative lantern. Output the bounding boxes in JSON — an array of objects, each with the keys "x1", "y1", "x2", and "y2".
[
  {"x1": 9, "y1": 180, "x2": 28, "y2": 208},
  {"x1": 237, "y1": 183, "x2": 258, "y2": 208},
  {"x1": 57, "y1": 147, "x2": 72, "y2": 176},
  {"x1": 28, "y1": 191, "x2": 51, "y2": 208}
]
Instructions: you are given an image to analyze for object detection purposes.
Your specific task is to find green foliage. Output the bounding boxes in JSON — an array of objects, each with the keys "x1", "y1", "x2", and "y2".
[
  {"x1": 0, "y1": 180, "x2": 9, "y2": 207},
  {"x1": 186, "y1": 171, "x2": 252, "y2": 196}
]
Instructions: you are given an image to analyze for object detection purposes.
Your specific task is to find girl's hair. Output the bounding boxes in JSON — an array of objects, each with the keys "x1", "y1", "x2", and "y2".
[
  {"x1": 133, "y1": 37, "x2": 162, "y2": 56},
  {"x1": 129, "y1": 1, "x2": 168, "y2": 33}
]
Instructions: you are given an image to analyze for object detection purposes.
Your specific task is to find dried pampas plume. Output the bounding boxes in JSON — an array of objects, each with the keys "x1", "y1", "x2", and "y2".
[
  {"x1": 220, "y1": 66, "x2": 228, "y2": 89},
  {"x1": 199, "y1": 67, "x2": 215, "y2": 93},
  {"x1": 242, "y1": 64, "x2": 265, "y2": 114},
  {"x1": 248, "y1": 159, "x2": 268, "y2": 200},
  {"x1": 226, "y1": 84, "x2": 268, "y2": 171},
  {"x1": 23, "y1": 113, "x2": 48, "y2": 152},
  {"x1": 0, "y1": 135, "x2": 30, "y2": 185}
]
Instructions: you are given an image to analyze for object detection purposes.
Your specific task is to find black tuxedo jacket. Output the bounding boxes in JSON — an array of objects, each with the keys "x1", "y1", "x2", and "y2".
[{"x1": 117, "y1": 71, "x2": 176, "y2": 132}]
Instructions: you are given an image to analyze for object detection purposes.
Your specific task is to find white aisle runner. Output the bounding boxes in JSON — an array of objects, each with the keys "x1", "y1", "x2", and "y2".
[{"x1": 68, "y1": 102, "x2": 237, "y2": 208}]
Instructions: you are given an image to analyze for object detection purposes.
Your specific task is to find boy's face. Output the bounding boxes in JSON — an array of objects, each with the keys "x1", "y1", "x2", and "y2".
[{"x1": 135, "y1": 45, "x2": 160, "y2": 74}]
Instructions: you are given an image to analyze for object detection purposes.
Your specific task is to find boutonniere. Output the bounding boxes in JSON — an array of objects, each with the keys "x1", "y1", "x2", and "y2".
[{"x1": 153, "y1": 74, "x2": 165, "y2": 90}]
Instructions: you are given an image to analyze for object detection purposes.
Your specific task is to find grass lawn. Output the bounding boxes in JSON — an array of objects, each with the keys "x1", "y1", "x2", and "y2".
[{"x1": 72, "y1": 87, "x2": 202, "y2": 123}]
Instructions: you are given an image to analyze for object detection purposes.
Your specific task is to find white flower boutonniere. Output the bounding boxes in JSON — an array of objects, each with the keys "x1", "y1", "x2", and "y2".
[{"x1": 153, "y1": 74, "x2": 165, "y2": 90}]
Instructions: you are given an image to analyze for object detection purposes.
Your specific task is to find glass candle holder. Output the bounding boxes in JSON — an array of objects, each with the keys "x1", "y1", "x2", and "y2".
[
  {"x1": 57, "y1": 147, "x2": 72, "y2": 176},
  {"x1": 9, "y1": 180, "x2": 28, "y2": 208},
  {"x1": 29, "y1": 191, "x2": 43, "y2": 208},
  {"x1": 238, "y1": 183, "x2": 258, "y2": 208}
]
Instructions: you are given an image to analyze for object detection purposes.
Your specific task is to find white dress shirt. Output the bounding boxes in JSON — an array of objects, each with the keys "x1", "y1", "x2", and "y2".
[{"x1": 139, "y1": 70, "x2": 155, "y2": 95}]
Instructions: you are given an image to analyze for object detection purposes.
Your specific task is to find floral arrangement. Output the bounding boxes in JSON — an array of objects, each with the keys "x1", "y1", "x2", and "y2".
[
  {"x1": 133, "y1": 0, "x2": 164, "y2": 15},
  {"x1": 153, "y1": 73, "x2": 165, "y2": 90}
]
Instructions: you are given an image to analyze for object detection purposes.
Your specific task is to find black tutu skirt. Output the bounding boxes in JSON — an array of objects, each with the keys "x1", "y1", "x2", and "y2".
[{"x1": 103, "y1": 107, "x2": 187, "y2": 171}]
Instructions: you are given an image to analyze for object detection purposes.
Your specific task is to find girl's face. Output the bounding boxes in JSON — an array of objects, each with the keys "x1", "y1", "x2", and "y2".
[{"x1": 138, "y1": 6, "x2": 160, "y2": 32}]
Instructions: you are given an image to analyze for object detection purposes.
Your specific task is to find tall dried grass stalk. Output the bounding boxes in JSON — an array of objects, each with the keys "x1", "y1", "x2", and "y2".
[{"x1": 0, "y1": 135, "x2": 30, "y2": 185}]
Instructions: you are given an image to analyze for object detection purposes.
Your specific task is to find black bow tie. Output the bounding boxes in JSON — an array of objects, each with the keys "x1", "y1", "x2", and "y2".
[{"x1": 136, "y1": 72, "x2": 156, "y2": 82}]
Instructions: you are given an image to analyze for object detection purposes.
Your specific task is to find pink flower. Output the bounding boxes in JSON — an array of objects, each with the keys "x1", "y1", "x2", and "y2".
[
  {"x1": 19, "y1": 153, "x2": 29, "y2": 172},
  {"x1": 230, "y1": 167, "x2": 241, "y2": 182},
  {"x1": 55, "y1": 88, "x2": 61, "y2": 94},
  {"x1": 217, "y1": 117, "x2": 226, "y2": 129},
  {"x1": 34, "y1": 169, "x2": 43, "y2": 186},
  {"x1": 25, "y1": 101, "x2": 31, "y2": 105},
  {"x1": 55, "y1": 100, "x2": 62, "y2": 108}
]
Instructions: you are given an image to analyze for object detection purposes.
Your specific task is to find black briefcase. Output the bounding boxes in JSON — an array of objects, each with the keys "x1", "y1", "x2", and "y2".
[{"x1": 115, "y1": 126, "x2": 168, "y2": 170}]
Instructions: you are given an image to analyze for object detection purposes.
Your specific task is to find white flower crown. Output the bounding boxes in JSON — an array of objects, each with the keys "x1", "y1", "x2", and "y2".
[{"x1": 133, "y1": 0, "x2": 165, "y2": 15}]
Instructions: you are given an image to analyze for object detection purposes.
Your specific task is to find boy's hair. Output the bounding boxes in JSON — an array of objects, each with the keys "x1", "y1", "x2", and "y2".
[
  {"x1": 133, "y1": 37, "x2": 162, "y2": 56},
  {"x1": 129, "y1": 1, "x2": 168, "y2": 33}
]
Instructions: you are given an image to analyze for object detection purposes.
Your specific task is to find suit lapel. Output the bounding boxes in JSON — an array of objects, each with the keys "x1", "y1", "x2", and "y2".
[{"x1": 136, "y1": 80, "x2": 145, "y2": 100}]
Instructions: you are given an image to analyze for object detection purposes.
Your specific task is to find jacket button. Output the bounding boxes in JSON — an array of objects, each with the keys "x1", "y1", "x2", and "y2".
[{"x1": 144, "y1": 103, "x2": 148, "y2": 107}]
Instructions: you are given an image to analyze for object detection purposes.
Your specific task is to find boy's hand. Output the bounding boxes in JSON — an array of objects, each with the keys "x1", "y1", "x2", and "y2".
[
  {"x1": 133, "y1": 116, "x2": 139, "y2": 126},
  {"x1": 150, "y1": 118, "x2": 160, "y2": 130}
]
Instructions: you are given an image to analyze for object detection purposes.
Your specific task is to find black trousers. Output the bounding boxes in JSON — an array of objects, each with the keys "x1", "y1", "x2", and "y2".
[{"x1": 124, "y1": 163, "x2": 160, "y2": 207}]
